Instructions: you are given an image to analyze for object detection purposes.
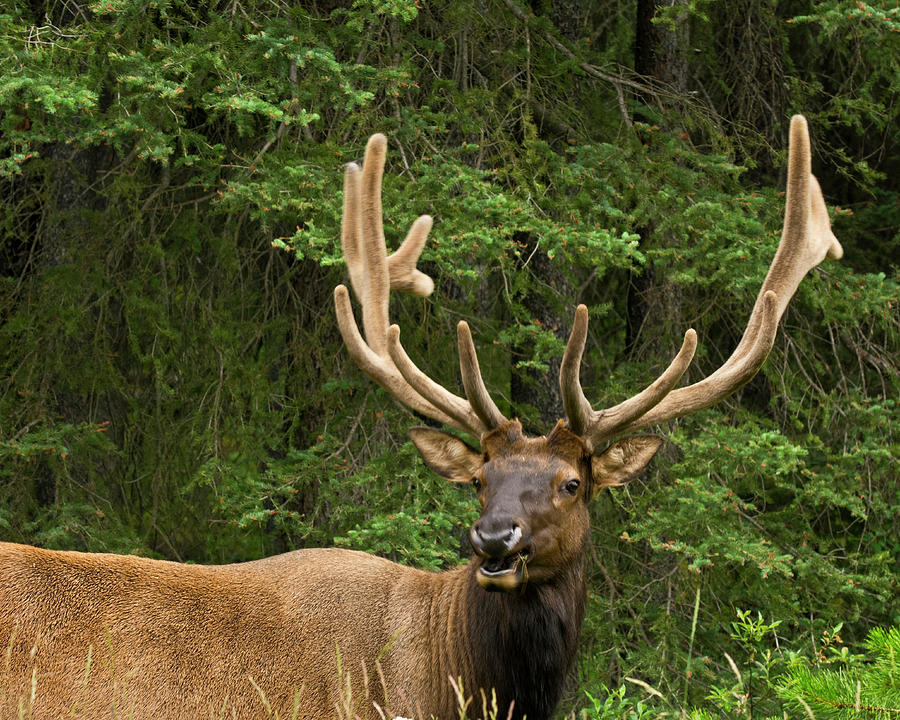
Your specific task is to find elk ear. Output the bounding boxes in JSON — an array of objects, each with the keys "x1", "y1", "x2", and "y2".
[
  {"x1": 408, "y1": 427, "x2": 483, "y2": 483},
  {"x1": 591, "y1": 435, "x2": 663, "y2": 489}
]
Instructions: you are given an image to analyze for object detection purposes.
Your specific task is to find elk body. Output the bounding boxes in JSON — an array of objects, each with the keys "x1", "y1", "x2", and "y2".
[{"x1": 0, "y1": 116, "x2": 841, "y2": 720}]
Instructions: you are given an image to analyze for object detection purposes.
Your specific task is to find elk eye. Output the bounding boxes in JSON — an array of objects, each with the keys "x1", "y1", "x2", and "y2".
[
  {"x1": 471, "y1": 477, "x2": 482, "y2": 491},
  {"x1": 563, "y1": 479, "x2": 580, "y2": 496}
]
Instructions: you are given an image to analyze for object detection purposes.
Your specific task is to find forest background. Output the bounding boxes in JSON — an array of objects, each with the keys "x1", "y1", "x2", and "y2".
[{"x1": 0, "y1": 0, "x2": 898, "y2": 717}]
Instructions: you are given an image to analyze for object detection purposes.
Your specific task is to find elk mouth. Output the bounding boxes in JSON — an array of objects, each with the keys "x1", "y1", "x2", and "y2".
[{"x1": 476, "y1": 549, "x2": 532, "y2": 591}]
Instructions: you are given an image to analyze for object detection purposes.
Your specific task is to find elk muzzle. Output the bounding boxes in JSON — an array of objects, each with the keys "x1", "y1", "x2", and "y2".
[{"x1": 471, "y1": 516, "x2": 532, "y2": 591}]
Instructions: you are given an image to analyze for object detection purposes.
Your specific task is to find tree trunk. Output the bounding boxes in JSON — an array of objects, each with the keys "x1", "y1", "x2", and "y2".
[
  {"x1": 508, "y1": 232, "x2": 570, "y2": 431},
  {"x1": 627, "y1": 0, "x2": 689, "y2": 360}
]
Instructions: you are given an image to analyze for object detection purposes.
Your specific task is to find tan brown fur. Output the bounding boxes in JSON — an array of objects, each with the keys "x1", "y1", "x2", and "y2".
[{"x1": 0, "y1": 543, "x2": 492, "y2": 719}]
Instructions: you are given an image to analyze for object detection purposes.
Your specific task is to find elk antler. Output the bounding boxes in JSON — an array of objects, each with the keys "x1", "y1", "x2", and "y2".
[
  {"x1": 561, "y1": 115, "x2": 843, "y2": 450},
  {"x1": 334, "y1": 134, "x2": 507, "y2": 437}
]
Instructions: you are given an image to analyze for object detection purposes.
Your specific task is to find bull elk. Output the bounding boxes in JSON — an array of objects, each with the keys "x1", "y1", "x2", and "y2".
[{"x1": 0, "y1": 116, "x2": 841, "y2": 719}]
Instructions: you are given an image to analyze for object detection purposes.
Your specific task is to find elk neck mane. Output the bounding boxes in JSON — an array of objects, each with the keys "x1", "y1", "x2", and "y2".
[{"x1": 450, "y1": 532, "x2": 588, "y2": 720}]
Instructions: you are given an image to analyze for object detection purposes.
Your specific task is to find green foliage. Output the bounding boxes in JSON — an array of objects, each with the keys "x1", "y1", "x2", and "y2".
[
  {"x1": 195, "y1": 420, "x2": 477, "y2": 568},
  {"x1": 583, "y1": 684, "x2": 659, "y2": 720},
  {"x1": 579, "y1": 621, "x2": 900, "y2": 720},
  {"x1": 778, "y1": 625, "x2": 900, "y2": 719}
]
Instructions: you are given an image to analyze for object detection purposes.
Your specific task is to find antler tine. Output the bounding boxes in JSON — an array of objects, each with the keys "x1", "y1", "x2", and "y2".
[
  {"x1": 386, "y1": 325, "x2": 489, "y2": 434},
  {"x1": 335, "y1": 133, "x2": 500, "y2": 438},
  {"x1": 576, "y1": 114, "x2": 842, "y2": 442},
  {"x1": 341, "y1": 160, "x2": 366, "y2": 301},
  {"x1": 343, "y1": 138, "x2": 437, "y2": 302},
  {"x1": 388, "y1": 215, "x2": 436, "y2": 296},
  {"x1": 335, "y1": 285, "x2": 463, "y2": 429},
  {"x1": 358, "y1": 134, "x2": 391, "y2": 356},
  {"x1": 559, "y1": 304, "x2": 593, "y2": 435},
  {"x1": 457, "y1": 321, "x2": 508, "y2": 430},
  {"x1": 560, "y1": 304, "x2": 697, "y2": 451},
  {"x1": 384, "y1": 322, "x2": 506, "y2": 436},
  {"x1": 738, "y1": 116, "x2": 842, "y2": 347}
]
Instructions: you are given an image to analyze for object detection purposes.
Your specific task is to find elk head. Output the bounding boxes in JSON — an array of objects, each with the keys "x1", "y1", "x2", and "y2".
[{"x1": 334, "y1": 118, "x2": 842, "y2": 591}]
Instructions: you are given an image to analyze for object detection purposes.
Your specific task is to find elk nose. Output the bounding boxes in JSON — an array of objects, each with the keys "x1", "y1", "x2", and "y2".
[{"x1": 470, "y1": 518, "x2": 524, "y2": 558}]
